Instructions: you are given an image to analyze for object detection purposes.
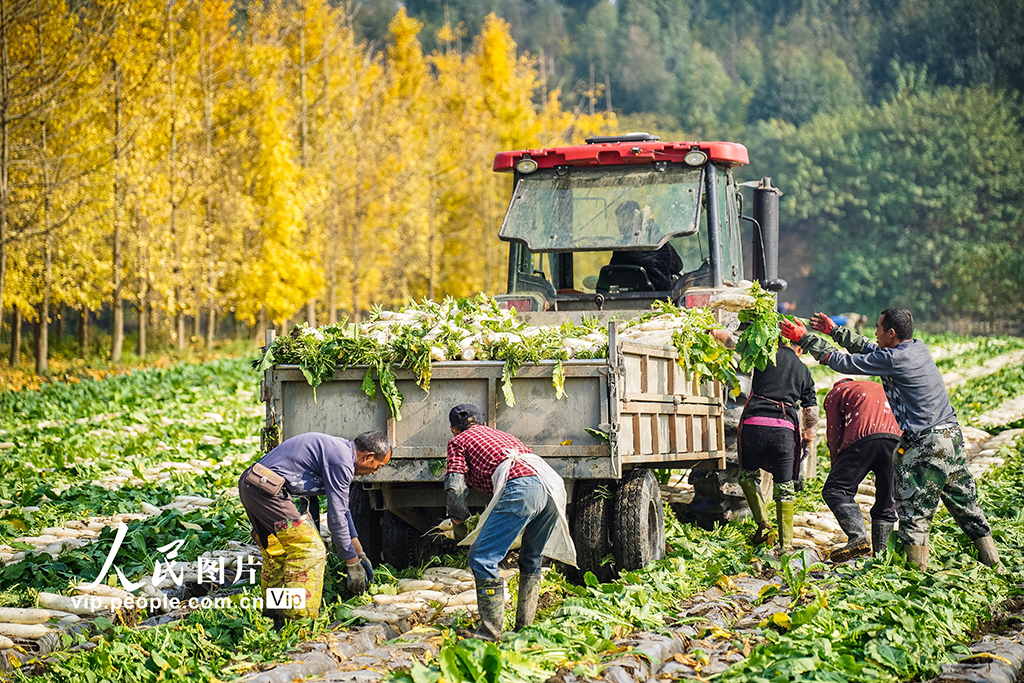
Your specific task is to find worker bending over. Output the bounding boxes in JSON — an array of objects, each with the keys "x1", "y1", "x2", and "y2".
[
  {"x1": 822, "y1": 378, "x2": 901, "y2": 562},
  {"x1": 239, "y1": 431, "x2": 392, "y2": 624},
  {"x1": 781, "y1": 308, "x2": 1001, "y2": 571},
  {"x1": 444, "y1": 404, "x2": 576, "y2": 641}
]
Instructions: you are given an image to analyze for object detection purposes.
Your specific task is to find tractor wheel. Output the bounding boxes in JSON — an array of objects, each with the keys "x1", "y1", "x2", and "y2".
[
  {"x1": 613, "y1": 469, "x2": 666, "y2": 572},
  {"x1": 349, "y1": 485, "x2": 383, "y2": 565},
  {"x1": 381, "y1": 512, "x2": 421, "y2": 570},
  {"x1": 571, "y1": 480, "x2": 617, "y2": 583}
]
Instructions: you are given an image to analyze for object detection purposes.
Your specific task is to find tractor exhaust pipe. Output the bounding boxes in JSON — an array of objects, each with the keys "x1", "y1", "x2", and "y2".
[{"x1": 752, "y1": 178, "x2": 786, "y2": 291}]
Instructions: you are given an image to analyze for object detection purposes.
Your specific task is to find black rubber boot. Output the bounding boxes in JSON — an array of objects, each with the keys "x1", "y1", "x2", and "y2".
[
  {"x1": 830, "y1": 504, "x2": 872, "y2": 563},
  {"x1": 473, "y1": 579, "x2": 505, "y2": 641},
  {"x1": 514, "y1": 573, "x2": 542, "y2": 631},
  {"x1": 871, "y1": 520, "x2": 894, "y2": 556}
]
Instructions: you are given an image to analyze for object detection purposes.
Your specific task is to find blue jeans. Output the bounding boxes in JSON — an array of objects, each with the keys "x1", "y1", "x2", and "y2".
[{"x1": 468, "y1": 476, "x2": 558, "y2": 581}]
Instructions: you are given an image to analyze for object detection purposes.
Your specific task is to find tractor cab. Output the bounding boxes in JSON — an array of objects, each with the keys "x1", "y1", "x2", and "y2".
[{"x1": 493, "y1": 133, "x2": 784, "y2": 318}]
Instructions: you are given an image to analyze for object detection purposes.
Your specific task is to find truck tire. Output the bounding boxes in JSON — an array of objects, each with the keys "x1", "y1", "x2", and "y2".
[
  {"x1": 349, "y1": 485, "x2": 383, "y2": 565},
  {"x1": 613, "y1": 469, "x2": 665, "y2": 572},
  {"x1": 571, "y1": 480, "x2": 617, "y2": 583},
  {"x1": 381, "y1": 512, "x2": 421, "y2": 570}
]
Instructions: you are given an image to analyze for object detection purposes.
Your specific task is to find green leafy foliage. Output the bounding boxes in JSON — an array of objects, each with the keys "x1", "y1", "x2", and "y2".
[{"x1": 735, "y1": 282, "x2": 782, "y2": 373}]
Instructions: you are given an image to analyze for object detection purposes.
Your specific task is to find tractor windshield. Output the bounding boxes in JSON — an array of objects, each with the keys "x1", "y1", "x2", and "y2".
[{"x1": 499, "y1": 165, "x2": 704, "y2": 252}]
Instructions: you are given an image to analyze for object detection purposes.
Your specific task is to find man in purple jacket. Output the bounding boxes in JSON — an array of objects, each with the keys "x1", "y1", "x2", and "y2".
[{"x1": 239, "y1": 431, "x2": 391, "y2": 622}]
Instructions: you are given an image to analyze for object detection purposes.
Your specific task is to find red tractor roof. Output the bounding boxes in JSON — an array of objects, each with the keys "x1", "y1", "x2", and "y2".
[{"x1": 493, "y1": 138, "x2": 749, "y2": 172}]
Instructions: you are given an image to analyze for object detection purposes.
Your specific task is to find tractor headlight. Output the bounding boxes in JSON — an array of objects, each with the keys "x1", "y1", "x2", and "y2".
[
  {"x1": 683, "y1": 149, "x2": 708, "y2": 166},
  {"x1": 515, "y1": 157, "x2": 539, "y2": 174}
]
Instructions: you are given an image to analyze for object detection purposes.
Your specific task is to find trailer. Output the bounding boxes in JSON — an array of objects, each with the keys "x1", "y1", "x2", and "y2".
[{"x1": 260, "y1": 323, "x2": 725, "y2": 578}]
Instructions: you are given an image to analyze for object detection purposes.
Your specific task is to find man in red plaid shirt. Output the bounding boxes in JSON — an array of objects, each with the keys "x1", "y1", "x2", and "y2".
[{"x1": 445, "y1": 404, "x2": 559, "y2": 641}]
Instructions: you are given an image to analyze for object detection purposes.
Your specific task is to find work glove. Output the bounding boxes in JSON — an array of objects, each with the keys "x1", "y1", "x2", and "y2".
[
  {"x1": 444, "y1": 473, "x2": 471, "y2": 523},
  {"x1": 779, "y1": 318, "x2": 808, "y2": 343},
  {"x1": 345, "y1": 560, "x2": 368, "y2": 594},
  {"x1": 810, "y1": 312, "x2": 837, "y2": 335},
  {"x1": 451, "y1": 519, "x2": 468, "y2": 543},
  {"x1": 357, "y1": 552, "x2": 375, "y2": 585}
]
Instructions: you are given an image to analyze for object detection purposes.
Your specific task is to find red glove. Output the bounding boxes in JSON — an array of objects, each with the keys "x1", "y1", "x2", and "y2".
[
  {"x1": 810, "y1": 313, "x2": 836, "y2": 335},
  {"x1": 779, "y1": 318, "x2": 808, "y2": 343}
]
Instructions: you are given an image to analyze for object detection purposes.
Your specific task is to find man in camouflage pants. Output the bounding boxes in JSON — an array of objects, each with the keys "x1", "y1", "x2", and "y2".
[{"x1": 780, "y1": 308, "x2": 1002, "y2": 572}]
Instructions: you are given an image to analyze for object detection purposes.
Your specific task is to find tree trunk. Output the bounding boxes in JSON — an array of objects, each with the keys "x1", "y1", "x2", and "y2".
[
  {"x1": 34, "y1": 304, "x2": 47, "y2": 375},
  {"x1": 589, "y1": 62, "x2": 596, "y2": 117},
  {"x1": 327, "y1": 269, "x2": 338, "y2": 325},
  {"x1": 110, "y1": 60, "x2": 124, "y2": 363},
  {"x1": 54, "y1": 306, "x2": 63, "y2": 346},
  {"x1": 206, "y1": 294, "x2": 215, "y2": 347},
  {"x1": 254, "y1": 306, "x2": 267, "y2": 345},
  {"x1": 298, "y1": 9, "x2": 317, "y2": 327},
  {"x1": 0, "y1": 0, "x2": 9, "y2": 339},
  {"x1": 136, "y1": 199, "x2": 148, "y2": 357},
  {"x1": 428, "y1": 151, "x2": 437, "y2": 300},
  {"x1": 175, "y1": 309, "x2": 185, "y2": 349},
  {"x1": 137, "y1": 298, "x2": 147, "y2": 357},
  {"x1": 193, "y1": 304, "x2": 201, "y2": 342},
  {"x1": 168, "y1": 2, "x2": 184, "y2": 352},
  {"x1": 9, "y1": 307, "x2": 19, "y2": 366},
  {"x1": 78, "y1": 308, "x2": 88, "y2": 356}
]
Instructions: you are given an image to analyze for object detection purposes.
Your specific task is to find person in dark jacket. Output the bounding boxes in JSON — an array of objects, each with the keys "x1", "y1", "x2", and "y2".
[
  {"x1": 730, "y1": 335, "x2": 818, "y2": 552},
  {"x1": 781, "y1": 308, "x2": 1002, "y2": 572},
  {"x1": 822, "y1": 378, "x2": 902, "y2": 562},
  {"x1": 609, "y1": 201, "x2": 682, "y2": 291},
  {"x1": 238, "y1": 431, "x2": 391, "y2": 623}
]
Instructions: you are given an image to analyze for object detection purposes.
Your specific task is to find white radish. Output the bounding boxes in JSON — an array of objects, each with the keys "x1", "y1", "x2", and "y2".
[
  {"x1": 0, "y1": 608, "x2": 52, "y2": 625},
  {"x1": 351, "y1": 608, "x2": 402, "y2": 624},
  {"x1": 0, "y1": 635, "x2": 12, "y2": 649},
  {"x1": 424, "y1": 567, "x2": 473, "y2": 581},
  {"x1": 0, "y1": 622, "x2": 52, "y2": 639},
  {"x1": 406, "y1": 590, "x2": 447, "y2": 603},
  {"x1": 397, "y1": 579, "x2": 435, "y2": 593},
  {"x1": 793, "y1": 515, "x2": 842, "y2": 534},
  {"x1": 141, "y1": 502, "x2": 161, "y2": 515},
  {"x1": 38, "y1": 592, "x2": 114, "y2": 615},
  {"x1": 793, "y1": 527, "x2": 833, "y2": 545},
  {"x1": 74, "y1": 583, "x2": 133, "y2": 600},
  {"x1": 373, "y1": 594, "x2": 422, "y2": 605},
  {"x1": 44, "y1": 610, "x2": 80, "y2": 623},
  {"x1": 445, "y1": 590, "x2": 477, "y2": 606}
]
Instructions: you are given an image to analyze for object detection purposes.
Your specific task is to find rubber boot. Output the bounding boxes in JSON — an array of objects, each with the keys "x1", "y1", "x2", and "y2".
[
  {"x1": 903, "y1": 544, "x2": 929, "y2": 571},
  {"x1": 473, "y1": 579, "x2": 505, "y2": 641},
  {"x1": 973, "y1": 536, "x2": 1005, "y2": 573},
  {"x1": 514, "y1": 573, "x2": 542, "y2": 631},
  {"x1": 776, "y1": 499, "x2": 794, "y2": 552},
  {"x1": 740, "y1": 477, "x2": 776, "y2": 547},
  {"x1": 829, "y1": 504, "x2": 872, "y2": 563},
  {"x1": 871, "y1": 520, "x2": 894, "y2": 556}
]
